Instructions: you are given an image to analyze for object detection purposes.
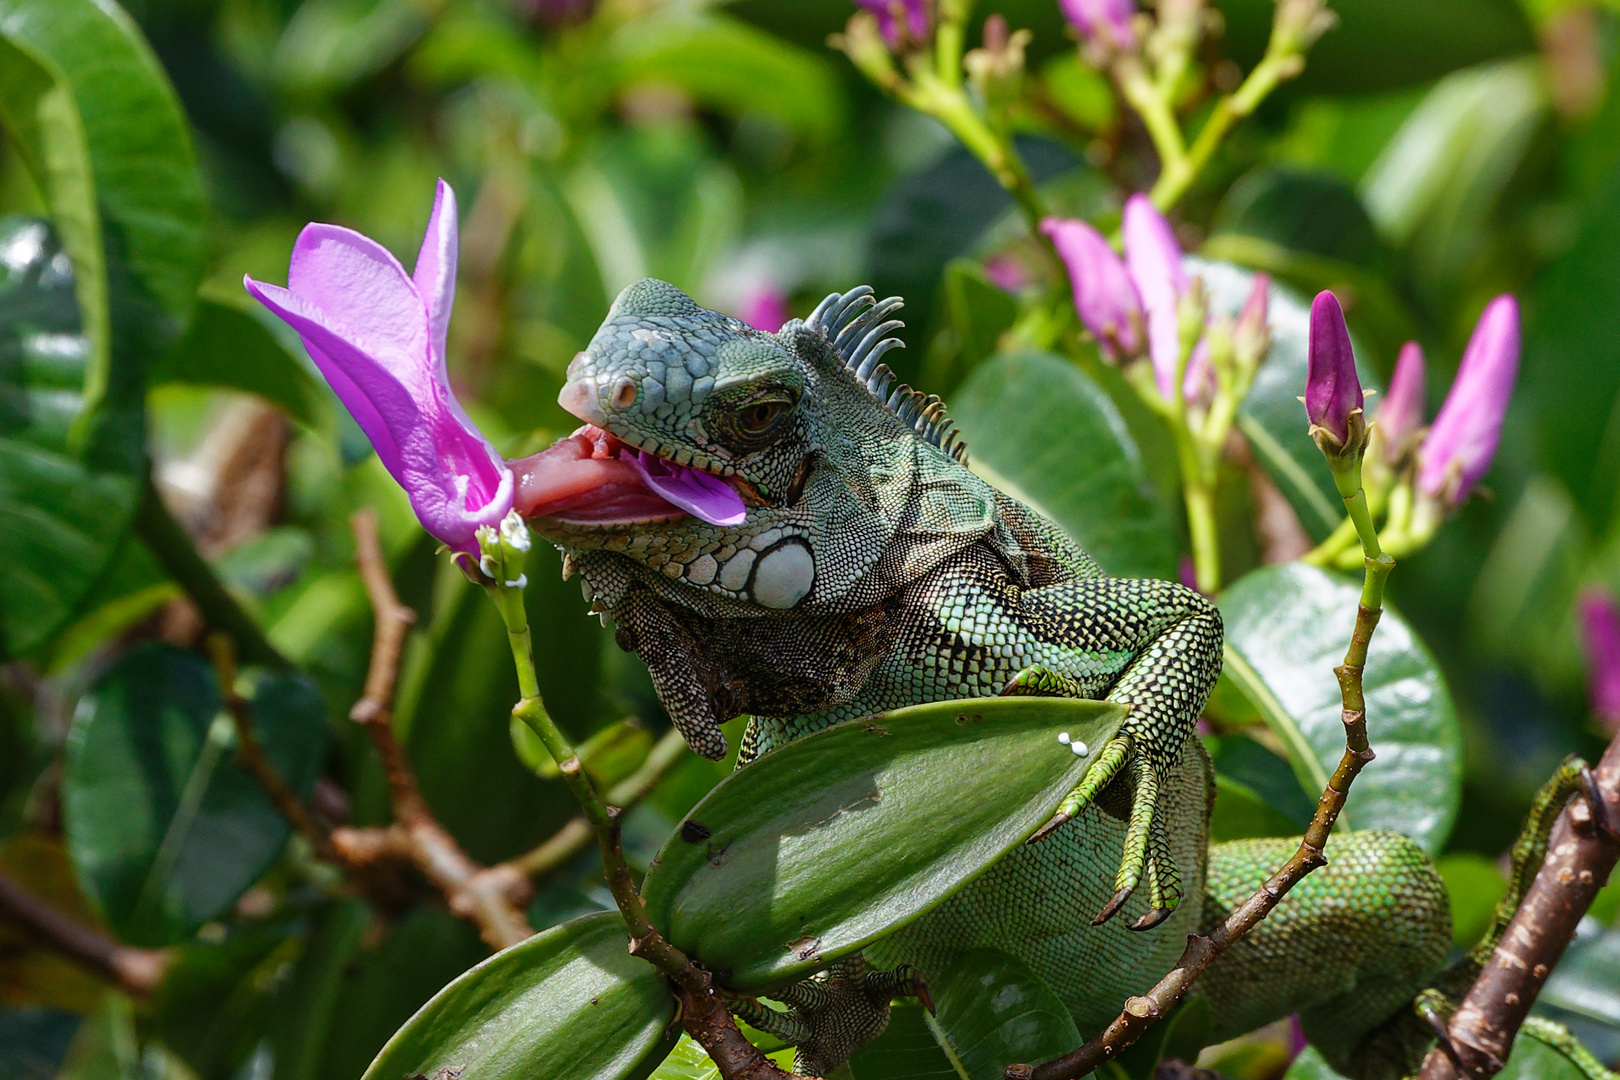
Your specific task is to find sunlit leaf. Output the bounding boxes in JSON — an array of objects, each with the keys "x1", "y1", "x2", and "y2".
[
  {"x1": 151, "y1": 298, "x2": 329, "y2": 428},
  {"x1": 641, "y1": 697, "x2": 1126, "y2": 990},
  {"x1": 362, "y1": 911, "x2": 676, "y2": 1080},
  {"x1": 1219, "y1": 563, "x2": 1462, "y2": 853}
]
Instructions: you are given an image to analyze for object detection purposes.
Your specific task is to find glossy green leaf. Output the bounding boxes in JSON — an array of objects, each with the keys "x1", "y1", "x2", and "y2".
[
  {"x1": 641, "y1": 697, "x2": 1127, "y2": 991},
  {"x1": 953, "y1": 351, "x2": 1177, "y2": 581},
  {"x1": 363, "y1": 911, "x2": 676, "y2": 1080},
  {"x1": 0, "y1": 216, "x2": 141, "y2": 659},
  {"x1": 1543, "y1": 925, "x2": 1620, "y2": 1032},
  {"x1": 1219, "y1": 563, "x2": 1462, "y2": 854},
  {"x1": 847, "y1": 1004, "x2": 962, "y2": 1079},
  {"x1": 61, "y1": 643, "x2": 327, "y2": 945},
  {"x1": 0, "y1": 0, "x2": 208, "y2": 343},
  {"x1": 151, "y1": 298, "x2": 328, "y2": 428},
  {"x1": 927, "y1": 949, "x2": 1080, "y2": 1080},
  {"x1": 0, "y1": 32, "x2": 105, "y2": 411}
]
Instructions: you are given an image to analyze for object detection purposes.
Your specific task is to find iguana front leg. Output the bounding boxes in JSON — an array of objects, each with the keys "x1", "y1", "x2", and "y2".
[{"x1": 998, "y1": 577, "x2": 1222, "y2": 929}]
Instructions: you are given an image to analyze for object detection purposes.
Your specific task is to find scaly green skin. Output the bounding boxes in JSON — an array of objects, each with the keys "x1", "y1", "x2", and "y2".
[{"x1": 527, "y1": 280, "x2": 1452, "y2": 1078}]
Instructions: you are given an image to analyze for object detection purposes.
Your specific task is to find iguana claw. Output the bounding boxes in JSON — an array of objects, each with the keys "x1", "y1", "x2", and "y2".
[{"x1": 730, "y1": 956, "x2": 931, "y2": 1076}]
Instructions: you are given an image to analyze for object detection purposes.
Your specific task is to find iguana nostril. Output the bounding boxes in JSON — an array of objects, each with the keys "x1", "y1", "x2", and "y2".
[
  {"x1": 557, "y1": 377, "x2": 606, "y2": 424},
  {"x1": 611, "y1": 376, "x2": 637, "y2": 410}
]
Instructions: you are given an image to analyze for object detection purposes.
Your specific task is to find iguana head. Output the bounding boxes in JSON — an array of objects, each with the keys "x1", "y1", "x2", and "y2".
[{"x1": 511, "y1": 279, "x2": 990, "y2": 755}]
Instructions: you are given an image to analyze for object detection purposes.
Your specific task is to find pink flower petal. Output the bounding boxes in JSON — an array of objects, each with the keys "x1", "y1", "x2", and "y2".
[
  {"x1": 629, "y1": 451, "x2": 746, "y2": 526},
  {"x1": 1418, "y1": 295, "x2": 1519, "y2": 504},
  {"x1": 1042, "y1": 217, "x2": 1142, "y2": 358}
]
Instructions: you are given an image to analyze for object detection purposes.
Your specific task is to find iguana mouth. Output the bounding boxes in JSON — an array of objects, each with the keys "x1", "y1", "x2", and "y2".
[{"x1": 511, "y1": 424, "x2": 745, "y2": 527}]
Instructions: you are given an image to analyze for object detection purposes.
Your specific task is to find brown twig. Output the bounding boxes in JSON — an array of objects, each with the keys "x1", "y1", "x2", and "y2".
[
  {"x1": 341, "y1": 509, "x2": 535, "y2": 950},
  {"x1": 1417, "y1": 733, "x2": 1620, "y2": 1080},
  {"x1": 1009, "y1": 554, "x2": 1396, "y2": 1080},
  {"x1": 207, "y1": 634, "x2": 340, "y2": 864},
  {"x1": 0, "y1": 868, "x2": 173, "y2": 996}
]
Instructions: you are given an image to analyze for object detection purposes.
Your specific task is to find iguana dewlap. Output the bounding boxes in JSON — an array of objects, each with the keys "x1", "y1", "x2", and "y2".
[{"x1": 516, "y1": 279, "x2": 1451, "y2": 1079}]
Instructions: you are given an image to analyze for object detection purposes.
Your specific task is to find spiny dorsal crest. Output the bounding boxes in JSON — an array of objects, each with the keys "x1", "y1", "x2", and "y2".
[{"x1": 805, "y1": 286, "x2": 969, "y2": 464}]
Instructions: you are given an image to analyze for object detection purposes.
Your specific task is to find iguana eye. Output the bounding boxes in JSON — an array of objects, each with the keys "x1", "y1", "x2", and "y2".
[{"x1": 738, "y1": 399, "x2": 790, "y2": 437}]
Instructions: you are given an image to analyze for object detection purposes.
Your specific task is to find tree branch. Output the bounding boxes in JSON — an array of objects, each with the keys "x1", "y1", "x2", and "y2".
[
  {"x1": 1009, "y1": 553, "x2": 1396, "y2": 1080},
  {"x1": 1417, "y1": 732, "x2": 1620, "y2": 1079},
  {"x1": 0, "y1": 868, "x2": 172, "y2": 996}
]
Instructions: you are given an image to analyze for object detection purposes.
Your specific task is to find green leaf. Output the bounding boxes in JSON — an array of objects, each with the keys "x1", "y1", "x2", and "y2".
[
  {"x1": 1526, "y1": 172, "x2": 1620, "y2": 530},
  {"x1": 1543, "y1": 925, "x2": 1620, "y2": 1032},
  {"x1": 952, "y1": 350, "x2": 1177, "y2": 581},
  {"x1": 362, "y1": 911, "x2": 677, "y2": 1080},
  {"x1": 151, "y1": 298, "x2": 328, "y2": 428},
  {"x1": 273, "y1": 0, "x2": 428, "y2": 95},
  {"x1": 609, "y1": 13, "x2": 846, "y2": 144},
  {"x1": 921, "y1": 259, "x2": 1020, "y2": 398},
  {"x1": 1218, "y1": 563, "x2": 1462, "y2": 854},
  {"x1": 61, "y1": 643, "x2": 327, "y2": 945},
  {"x1": 0, "y1": 216, "x2": 141, "y2": 659},
  {"x1": 641, "y1": 697, "x2": 1127, "y2": 991},
  {"x1": 1359, "y1": 59, "x2": 1548, "y2": 307},
  {"x1": 0, "y1": 1007, "x2": 80, "y2": 1080},
  {"x1": 0, "y1": 0, "x2": 208, "y2": 351},
  {"x1": 0, "y1": 31, "x2": 105, "y2": 418},
  {"x1": 1436, "y1": 853, "x2": 1507, "y2": 949},
  {"x1": 647, "y1": 1036, "x2": 723, "y2": 1080},
  {"x1": 927, "y1": 949, "x2": 1080, "y2": 1080},
  {"x1": 848, "y1": 1004, "x2": 962, "y2": 1080},
  {"x1": 150, "y1": 925, "x2": 301, "y2": 1080}
]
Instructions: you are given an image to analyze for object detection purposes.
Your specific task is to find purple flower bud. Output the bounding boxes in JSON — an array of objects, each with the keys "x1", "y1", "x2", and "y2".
[
  {"x1": 1041, "y1": 217, "x2": 1142, "y2": 359},
  {"x1": 1375, "y1": 341, "x2": 1426, "y2": 461},
  {"x1": 1122, "y1": 195, "x2": 1188, "y2": 398},
  {"x1": 246, "y1": 181, "x2": 512, "y2": 554},
  {"x1": 1060, "y1": 0, "x2": 1137, "y2": 51},
  {"x1": 855, "y1": 0, "x2": 931, "y2": 48},
  {"x1": 1233, "y1": 272, "x2": 1269, "y2": 358},
  {"x1": 1305, "y1": 290, "x2": 1362, "y2": 444},
  {"x1": 1580, "y1": 589, "x2": 1620, "y2": 732},
  {"x1": 737, "y1": 284, "x2": 788, "y2": 333},
  {"x1": 1417, "y1": 295, "x2": 1519, "y2": 506}
]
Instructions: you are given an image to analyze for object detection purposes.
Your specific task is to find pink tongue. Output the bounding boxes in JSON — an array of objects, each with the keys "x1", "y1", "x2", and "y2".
[{"x1": 628, "y1": 450, "x2": 747, "y2": 526}]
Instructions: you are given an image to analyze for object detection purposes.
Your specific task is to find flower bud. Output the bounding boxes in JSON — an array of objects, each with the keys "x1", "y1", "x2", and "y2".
[
  {"x1": 855, "y1": 0, "x2": 932, "y2": 49},
  {"x1": 478, "y1": 509, "x2": 532, "y2": 589},
  {"x1": 1580, "y1": 589, "x2": 1620, "y2": 733},
  {"x1": 1122, "y1": 195, "x2": 1189, "y2": 399},
  {"x1": 1232, "y1": 272, "x2": 1271, "y2": 371},
  {"x1": 1060, "y1": 0, "x2": 1137, "y2": 53},
  {"x1": 1416, "y1": 295, "x2": 1519, "y2": 508},
  {"x1": 1042, "y1": 217, "x2": 1143, "y2": 360},
  {"x1": 1304, "y1": 290, "x2": 1367, "y2": 466},
  {"x1": 965, "y1": 15, "x2": 1033, "y2": 106},
  {"x1": 1375, "y1": 341, "x2": 1426, "y2": 465}
]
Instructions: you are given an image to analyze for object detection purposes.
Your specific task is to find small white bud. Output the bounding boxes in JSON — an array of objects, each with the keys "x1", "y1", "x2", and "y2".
[
  {"x1": 500, "y1": 509, "x2": 532, "y2": 553},
  {"x1": 1057, "y1": 732, "x2": 1072, "y2": 745}
]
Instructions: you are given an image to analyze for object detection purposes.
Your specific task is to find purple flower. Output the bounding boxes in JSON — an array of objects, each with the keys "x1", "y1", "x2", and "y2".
[
  {"x1": 1123, "y1": 195, "x2": 1189, "y2": 398},
  {"x1": 1041, "y1": 217, "x2": 1142, "y2": 358},
  {"x1": 1305, "y1": 290, "x2": 1362, "y2": 446},
  {"x1": 1060, "y1": 0, "x2": 1137, "y2": 51},
  {"x1": 1417, "y1": 295, "x2": 1520, "y2": 506},
  {"x1": 1580, "y1": 589, "x2": 1620, "y2": 732},
  {"x1": 1376, "y1": 341, "x2": 1426, "y2": 461},
  {"x1": 737, "y1": 285, "x2": 788, "y2": 334},
  {"x1": 855, "y1": 0, "x2": 931, "y2": 47},
  {"x1": 245, "y1": 180, "x2": 512, "y2": 554}
]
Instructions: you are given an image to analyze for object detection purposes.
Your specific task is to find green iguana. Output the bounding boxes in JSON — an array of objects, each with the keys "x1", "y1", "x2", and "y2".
[{"x1": 511, "y1": 279, "x2": 1455, "y2": 1078}]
